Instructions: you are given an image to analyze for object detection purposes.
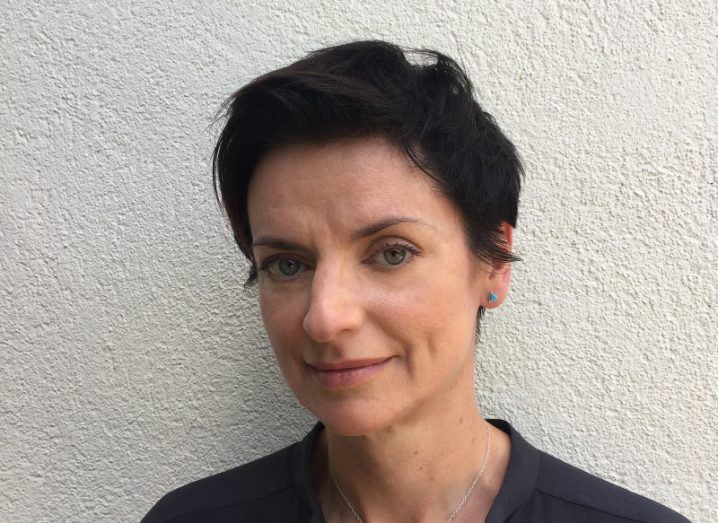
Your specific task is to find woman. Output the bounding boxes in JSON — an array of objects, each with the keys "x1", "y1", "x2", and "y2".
[{"x1": 142, "y1": 40, "x2": 688, "y2": 522}]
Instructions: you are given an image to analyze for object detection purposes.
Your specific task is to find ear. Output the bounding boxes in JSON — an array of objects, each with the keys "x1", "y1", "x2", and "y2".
[{"x1": 484, "y1": 222, "x2": 514, "y2": 309}]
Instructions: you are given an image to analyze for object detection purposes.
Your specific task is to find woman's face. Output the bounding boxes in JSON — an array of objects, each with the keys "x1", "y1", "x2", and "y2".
[{"x1": 247, "y1": 136, "x2": 507, "y2": 436}]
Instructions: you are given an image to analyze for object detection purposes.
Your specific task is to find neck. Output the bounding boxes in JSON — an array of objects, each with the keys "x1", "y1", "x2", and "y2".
[{"x1": 312, "y1": 361, "x2": 509, "y2": 522}]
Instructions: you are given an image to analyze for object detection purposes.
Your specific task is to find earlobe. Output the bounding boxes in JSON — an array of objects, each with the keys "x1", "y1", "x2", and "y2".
[
  {"x1": 486, "y1": 260, "x2": 512, "y2": 308},
  {"x1": 486, "y1": 288, "x2": 503, "y2": 308}
]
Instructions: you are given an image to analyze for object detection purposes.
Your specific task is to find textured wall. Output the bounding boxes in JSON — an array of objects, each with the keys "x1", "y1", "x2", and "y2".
[{"x1": 1, "y1": 1, "x2": 715, "y2": 521}]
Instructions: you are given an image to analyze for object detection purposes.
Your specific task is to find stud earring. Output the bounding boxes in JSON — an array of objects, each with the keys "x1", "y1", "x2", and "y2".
[{"x1": 488, "y1": 291, "x2": 497, "y2": 303}]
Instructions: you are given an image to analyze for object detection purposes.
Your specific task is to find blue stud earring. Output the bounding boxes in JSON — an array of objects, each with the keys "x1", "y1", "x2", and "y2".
[{"x1": 488, "y1": 291, "x2": 497, "y2": 303}]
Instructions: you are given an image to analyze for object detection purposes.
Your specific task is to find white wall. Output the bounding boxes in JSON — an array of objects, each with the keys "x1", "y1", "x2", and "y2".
[{"x1": 1, "y1": 1, "x2": 715, "y2": 521}]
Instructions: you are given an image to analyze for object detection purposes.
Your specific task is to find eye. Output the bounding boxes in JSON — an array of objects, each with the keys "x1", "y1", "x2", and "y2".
[
  {"x1": 372, "y1": 241, "x2": 421, "y2": 268},
  {"x1": 259, "y1": 257, "x2": 306, "y2": 281}
]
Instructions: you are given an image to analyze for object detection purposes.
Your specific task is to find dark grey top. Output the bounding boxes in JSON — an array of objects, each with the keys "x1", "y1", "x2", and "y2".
[{"x1": 141, "y1": 418, "x2": 690, "y2": 522}]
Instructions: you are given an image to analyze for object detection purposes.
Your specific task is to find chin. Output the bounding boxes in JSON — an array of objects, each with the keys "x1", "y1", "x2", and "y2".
[{"x1": 304, "y1": 399, "x2": 399, "y2": 437}]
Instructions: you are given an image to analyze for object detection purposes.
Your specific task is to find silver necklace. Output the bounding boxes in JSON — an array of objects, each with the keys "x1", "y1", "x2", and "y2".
[{"x1": 328, "y1": 417, "x2": 491, "y2": 523}]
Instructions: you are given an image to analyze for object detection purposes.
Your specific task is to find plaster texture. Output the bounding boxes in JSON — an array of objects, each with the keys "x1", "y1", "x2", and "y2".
[{"x1": 1, "y1": 1, "x2": 716, "y2": 521}]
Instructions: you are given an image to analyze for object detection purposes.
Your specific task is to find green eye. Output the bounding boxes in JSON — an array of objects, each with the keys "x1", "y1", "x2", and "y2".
[
  {"x1": 277, "y1": 259, "x2": 302, "y2": 277},
  {"x1": 382, "y1": 246, "x2": 407, "y2": 265}
]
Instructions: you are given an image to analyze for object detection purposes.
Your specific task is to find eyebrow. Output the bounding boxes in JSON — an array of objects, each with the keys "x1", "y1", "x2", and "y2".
[{"x1": 251, "y1": 216, "x2": 431, "y2": 253}]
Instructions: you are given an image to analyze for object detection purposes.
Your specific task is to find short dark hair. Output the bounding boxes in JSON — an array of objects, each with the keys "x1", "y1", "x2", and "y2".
[{"x1": 212, "y1": 39, "x2": 524, "y2": 327}]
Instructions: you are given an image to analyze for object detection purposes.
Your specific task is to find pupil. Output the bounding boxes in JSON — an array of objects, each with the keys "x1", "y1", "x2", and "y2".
[
  {"x1": 385, "y1": 248, "x2": 405, "y2": 265},
  {"x1": 278, "y1": 259, "x2": 299, "y2": 276}
]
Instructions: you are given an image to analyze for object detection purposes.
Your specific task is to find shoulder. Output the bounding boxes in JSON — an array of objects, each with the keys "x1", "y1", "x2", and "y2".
[
  {"x1": 530, "y1": 450, "x2": 689, "y2": 522},
  {"x1": 140, "y1": 442, "x2": 300, "y2": 523}
]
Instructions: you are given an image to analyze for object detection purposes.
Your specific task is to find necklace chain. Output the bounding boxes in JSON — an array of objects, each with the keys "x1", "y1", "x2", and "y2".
[{"x1": 328, "y1": 417, "x2": 492, "y2": 523}]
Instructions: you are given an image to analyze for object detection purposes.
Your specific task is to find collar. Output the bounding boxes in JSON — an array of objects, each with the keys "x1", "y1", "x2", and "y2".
[{"x1": 291, "y1": 418, "x2": 540, "y2": 522}]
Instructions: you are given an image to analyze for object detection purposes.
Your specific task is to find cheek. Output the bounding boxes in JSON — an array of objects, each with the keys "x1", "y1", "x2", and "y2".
[
  {"x1": 377, "y1": 265, "x2": 474, "y2": 331},
  {"x1": 259, "y1": 289, "x2": 305, "y2": 365},
  {"x1": 371, "y1": 267, "x2": 476, "y2": 368}
]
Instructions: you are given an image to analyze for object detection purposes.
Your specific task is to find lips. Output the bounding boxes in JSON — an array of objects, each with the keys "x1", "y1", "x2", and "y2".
[
  {"x1": 308, "y1": 357, "x2": 393, "y2": 387},
  {"x1": 309, "y1": 357, "x2": 391, "y2": 371}
]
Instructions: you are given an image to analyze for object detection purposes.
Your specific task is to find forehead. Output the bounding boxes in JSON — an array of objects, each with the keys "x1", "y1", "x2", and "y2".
[{"x1": 247, "y1": 136, "x2": 455, "y2": 237}]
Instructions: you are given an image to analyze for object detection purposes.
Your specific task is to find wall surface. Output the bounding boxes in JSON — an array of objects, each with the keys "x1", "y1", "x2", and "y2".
[{"x1": 1, "y1": 1, "x2": 716, "y2": 521}]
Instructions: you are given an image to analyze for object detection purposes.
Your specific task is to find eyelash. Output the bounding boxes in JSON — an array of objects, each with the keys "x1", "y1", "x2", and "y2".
[{"x1": 258, "y1": 241, "x2": 421, "y2": 282}]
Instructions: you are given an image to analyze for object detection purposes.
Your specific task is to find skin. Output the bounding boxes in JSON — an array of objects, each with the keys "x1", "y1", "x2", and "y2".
[{"x1": 247, "y1": 135, "x2": 513, "y2": 522}]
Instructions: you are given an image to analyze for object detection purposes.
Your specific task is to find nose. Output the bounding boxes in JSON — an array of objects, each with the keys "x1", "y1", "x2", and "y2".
[{"x1": 302, "y1": 261, "x2": 364, "y2": 344}]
